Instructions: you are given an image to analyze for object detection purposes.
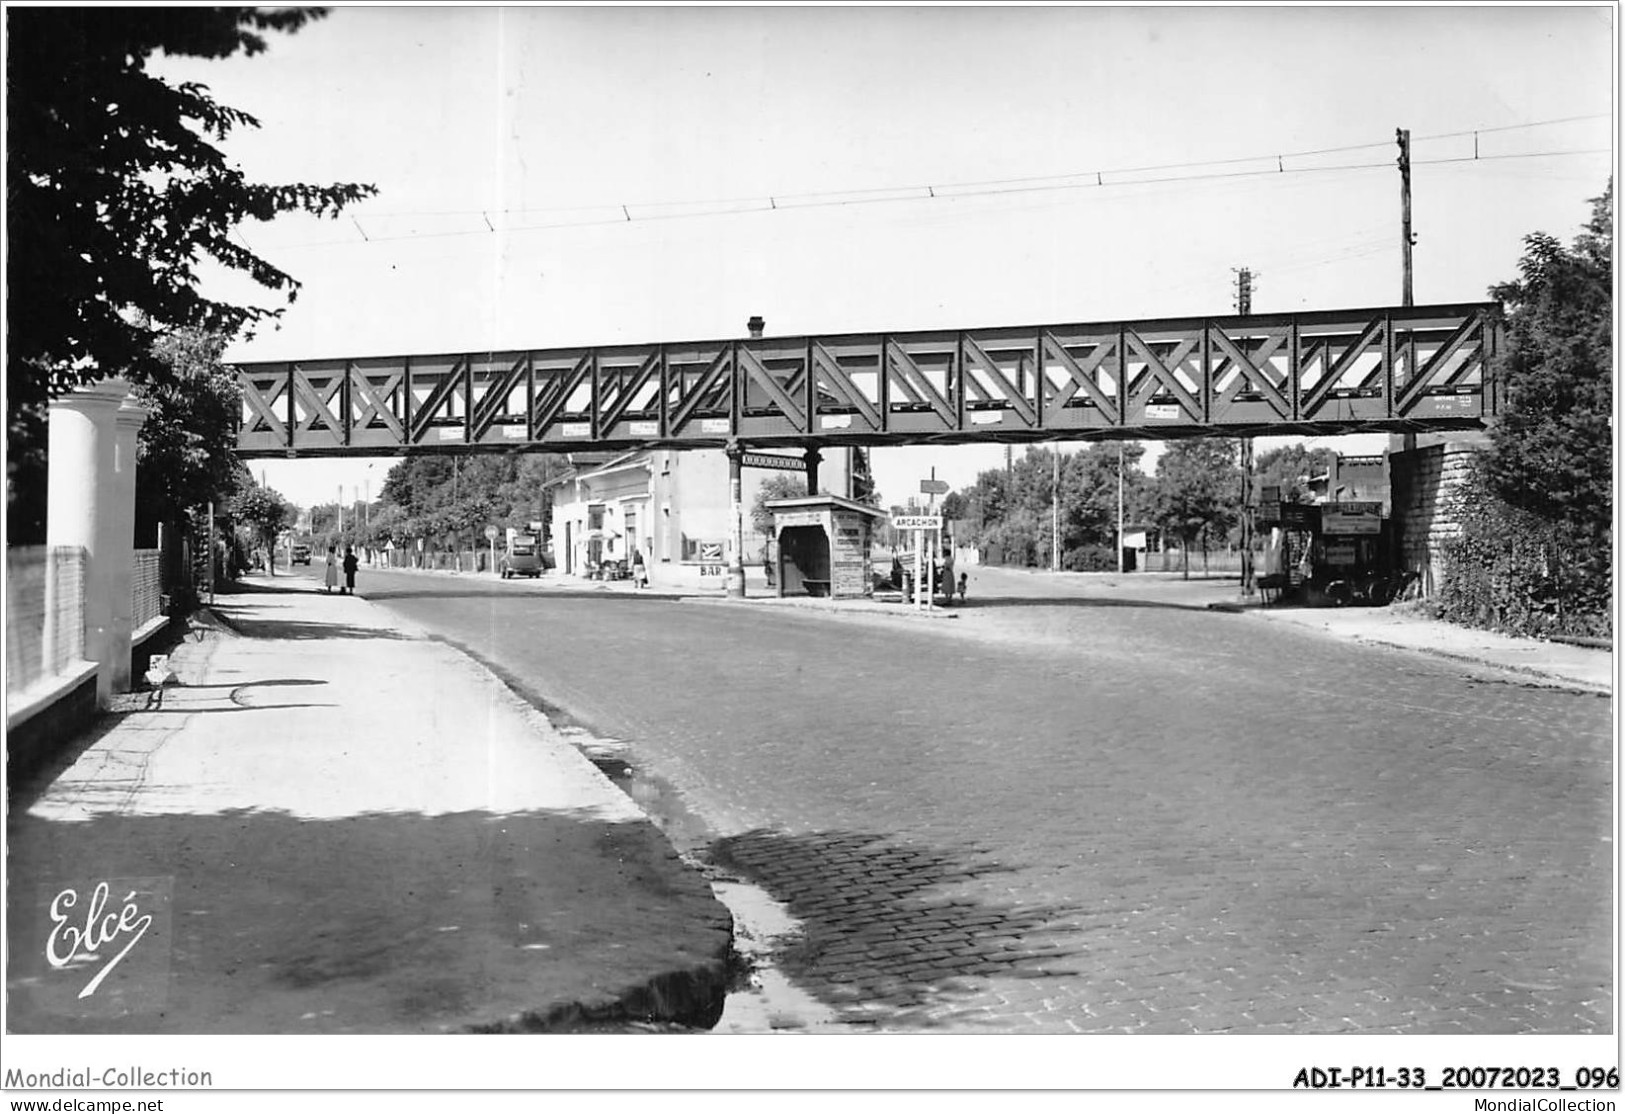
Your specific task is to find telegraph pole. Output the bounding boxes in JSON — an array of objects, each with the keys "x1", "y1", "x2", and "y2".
[
  {"x1": 1397, "y1": 128, "x2": 1414, "y2": 307},
  {"x1": 1397, "y1": 127, "x2": 1417, "y2": 455},
  {"x1": 1234, "y1": 267, "x2": 1257, "y2": 597}
]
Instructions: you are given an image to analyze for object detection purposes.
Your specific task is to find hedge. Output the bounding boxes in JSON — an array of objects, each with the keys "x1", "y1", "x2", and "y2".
[{"x1": 1435, "y1": 458, "x2": 1612, "y2": 640}]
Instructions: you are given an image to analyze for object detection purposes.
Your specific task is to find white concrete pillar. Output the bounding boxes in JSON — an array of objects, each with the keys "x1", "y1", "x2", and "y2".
[{"x1": 47, "y1": 378, "x2": 134, "y2": 706}]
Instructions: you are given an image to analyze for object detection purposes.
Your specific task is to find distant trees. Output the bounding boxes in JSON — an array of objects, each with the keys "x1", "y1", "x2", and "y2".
[
  {"x1": 1253, "y1": 443, "x2": 1333, "y2": 503},
  {"x1": 229, "y1": 482, "x2": 293, "y2": 570},
  {"x1": 1061, "y1": 442, "x2": 1153, "y2": 557},
  {"x1": 365, "y1": 451, "x2": 568, "y2": 559},
  {"x1": 1150, "y1": 439, "x2": 1241, "y2": 579},
  {"x1": 957, "y1": 442, "x2": 1154, "y2": 569}
]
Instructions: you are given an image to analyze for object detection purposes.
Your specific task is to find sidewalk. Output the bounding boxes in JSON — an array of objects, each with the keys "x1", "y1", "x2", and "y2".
[
  {"x1": 5, "y1": 576, "x2": 733, "y2": 1034},
  {"x1": 1194, "y1": 579, "x2": 1614, "y2": 695},
  {"x1": 708, "y1": 565, "x2": 1615, "y2": 697}
]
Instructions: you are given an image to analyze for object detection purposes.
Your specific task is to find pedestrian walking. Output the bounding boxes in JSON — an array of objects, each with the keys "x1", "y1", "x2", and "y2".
[
  {"x1": 763, "y1": 544, "x2": 776, "y2": 588},
  {"x1": 940, "y1": 543, "x2": 956, "y2": 604},
  {"x1": 323, "y1": 546, "x2": 339, "y2": 593},
  {"x1": 342, "y1": 546, "x2": 359, "y2": 595},
  {"x1": 631, "y1": 547, "x2": 648, "y2": 589}
]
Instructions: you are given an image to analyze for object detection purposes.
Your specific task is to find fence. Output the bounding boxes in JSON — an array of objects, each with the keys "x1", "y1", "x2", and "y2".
[
  {"x1": 7, "y1": 547, "x2": 170, "y2": 705},
  {"x1": 132, "y1": 548, "x2": 162, "y2": 629},
  {"x1": 6, "y1": 546, "x2": 87, "y2": 699}
]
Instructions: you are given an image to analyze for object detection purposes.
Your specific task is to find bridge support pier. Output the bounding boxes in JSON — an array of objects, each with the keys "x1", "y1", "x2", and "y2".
[
  {"x1": 726, "y1": 441, "x2": 746, "y2": 598},
  {"x1": 804, "y1": 447, "x2": 821, "y2": 496}
]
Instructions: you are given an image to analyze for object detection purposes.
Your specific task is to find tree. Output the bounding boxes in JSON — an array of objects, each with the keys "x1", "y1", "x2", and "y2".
[
  {"x1": 1430, "y1": 182, "x2": 1614, "y2": 640},
  {"x1": 750, "y1": 474, "x2": 807, "y2": 537},
  {"x1": 379, "y1": 456, "x2": 456, "y2": 518},
  {"x1": 7, "y1": 7, "x2": 375, "y2": 542},
  {"x1": 1058, "y1": 442, "x2": 1152, "y2": 550},
  {"x1": 1484, "y1": 181, "x2": 1612, "y2": 540},
  {"x1": 1150, "y1": 438, "x2": 1241, "y2": 579},
  {"x1": 373, "y1": 451, "x2": 568, "y2": 548},
  {"x1": 133, "y1": 328, "x2": 244, "y2": 545},
  {"x1": 958, "y1": 443, "x2": 1153, "y2": 567},
  {"x1": 1253, "y1": 443, "x2": 1334, "y2": 504},
  {"x1": 229, "y1": 481, "x2": 292, "y2": 573}
]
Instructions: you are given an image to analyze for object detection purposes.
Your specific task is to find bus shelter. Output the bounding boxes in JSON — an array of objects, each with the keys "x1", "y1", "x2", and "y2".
[{"x1": 765, "y1": 495, "x2": 887, "y2": 599}]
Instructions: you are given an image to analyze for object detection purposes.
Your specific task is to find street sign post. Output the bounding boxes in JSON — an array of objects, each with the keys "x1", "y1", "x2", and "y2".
[
  {"x1": 891, "y1": 515, "x2": 942, "y2": 531},
  {"x1": 919, "y1": 479, "x2": 949, "y2": 496},
  {"x1": 484, "y1": 525, "x2": 498, "y2": 573},
  {"x1": 891, "y1": 515, "x2": 943, "y2": 611}
]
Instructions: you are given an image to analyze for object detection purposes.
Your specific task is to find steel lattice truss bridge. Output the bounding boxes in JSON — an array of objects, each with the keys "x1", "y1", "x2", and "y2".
[{"x1": 233, "y1": 301, "x2": 1500, "y2": 458}]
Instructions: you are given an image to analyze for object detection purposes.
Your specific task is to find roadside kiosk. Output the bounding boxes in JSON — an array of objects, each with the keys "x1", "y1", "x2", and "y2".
[
  {"x1": 765, "y1": 495, "x2": 887, "y2": 599},
  {"x1": 1258, "y1": 498, "x2": 1398, "y2": 606}
]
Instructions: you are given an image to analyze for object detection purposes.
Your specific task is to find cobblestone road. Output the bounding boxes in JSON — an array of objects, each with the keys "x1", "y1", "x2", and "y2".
[{"x1": 367, "y1": 571, "x2": 1613, "y2": 1035}]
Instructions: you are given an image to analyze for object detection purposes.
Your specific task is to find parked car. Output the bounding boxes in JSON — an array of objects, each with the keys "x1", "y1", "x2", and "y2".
[{"x1": 499, "y1": 531, "x2": 544, "y2": 578}]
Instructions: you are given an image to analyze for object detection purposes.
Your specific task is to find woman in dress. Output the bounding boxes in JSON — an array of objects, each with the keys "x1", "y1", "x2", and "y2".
[{"x1": 324, "y1": 546, "x2": 340, "y2": 593}]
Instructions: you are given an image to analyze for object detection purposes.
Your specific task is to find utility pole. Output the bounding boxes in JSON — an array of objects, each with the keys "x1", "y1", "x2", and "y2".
[
  {"x1": 1397, "y1": 128, "x2": 1414, "y2": 308},
  {"x1": 1397, "y1": 127, "x2": 1419, "y2": 460},
  {"x1": 1234, "y1": 267, "x2": 1257, "y2": 597},
  {"x1": 1232, "y1": 267, "x2": 1254, "y2": 317}
]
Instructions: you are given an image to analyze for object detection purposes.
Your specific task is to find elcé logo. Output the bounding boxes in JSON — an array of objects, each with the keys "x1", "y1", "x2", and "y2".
[{"x1": 46, "y1": 882, "x2": 154, "y2": 999}]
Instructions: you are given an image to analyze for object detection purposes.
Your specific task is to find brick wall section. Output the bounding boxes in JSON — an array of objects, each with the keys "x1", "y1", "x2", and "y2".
[{"x1": 1389, "y1": 441, "x2": 1483, "y2": 596}]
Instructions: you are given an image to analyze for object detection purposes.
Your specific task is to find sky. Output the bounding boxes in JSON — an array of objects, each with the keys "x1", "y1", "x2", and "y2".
[{"x1": 156, "y1": 5, "x2": 1616, "y2": 509}]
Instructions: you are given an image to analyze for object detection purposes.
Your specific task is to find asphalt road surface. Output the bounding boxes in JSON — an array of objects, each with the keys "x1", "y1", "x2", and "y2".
[{"x1": 287, "y1": 562, "x2": 1612, "y2": 1034}]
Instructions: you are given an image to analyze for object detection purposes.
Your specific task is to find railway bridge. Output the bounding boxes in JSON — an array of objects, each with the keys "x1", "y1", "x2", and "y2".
[{"x1": 232, "y1": 300, "x2": 1501, "y2": 594}]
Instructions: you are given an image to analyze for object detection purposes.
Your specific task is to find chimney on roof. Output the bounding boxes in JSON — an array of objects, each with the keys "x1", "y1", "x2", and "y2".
[{"x1": 747, "y1": 315, "x2": 765, "y2": 338}]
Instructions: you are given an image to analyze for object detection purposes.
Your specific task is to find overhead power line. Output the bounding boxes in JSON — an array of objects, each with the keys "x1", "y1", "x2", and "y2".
[
  {"x1": 277, "y1": 147, "x2": 1608, "y2": 249},
  {"x1": 258, "y1": 113, "x2": 1612, "y2": 251},
  {"x1": 357, "y1": 112, "x2": 1611, "y2": 221}
]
